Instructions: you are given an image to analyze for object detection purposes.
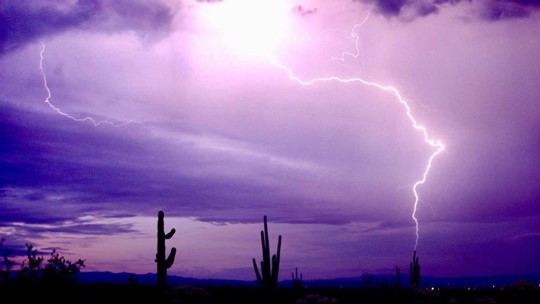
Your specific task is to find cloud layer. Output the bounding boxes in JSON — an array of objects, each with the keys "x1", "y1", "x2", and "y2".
[
  {"x1": 0, "y1": 0, "x2": 175, "y2": 55},
  {"x1": 355, "y1": 0, "x2": 540, "y2": 20},
  {"x1": 1, "y1": 0, "x2": 539, "y2": 279}
]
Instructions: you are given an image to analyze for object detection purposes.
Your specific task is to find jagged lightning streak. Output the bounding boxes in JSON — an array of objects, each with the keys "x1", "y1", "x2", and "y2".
[
  {"x1": 331, "y1": 11, "x2": 371, "y2": 63},
  {"x1": 39, "y1": 43, "x2": 135, "y2": 127},
  {"x1": 268, "y1": 18, "x2": 444, "y2": 250}
]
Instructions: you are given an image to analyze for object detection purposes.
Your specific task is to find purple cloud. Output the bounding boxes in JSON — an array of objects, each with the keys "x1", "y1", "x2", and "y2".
[
  {"x1": 0, "y1": 0, "x2": 174, "y2": 55},
  {"x1": 0, "y1": 0, "x2": 539, "y2": 279},
  {"x1": 354, "y1": 0, "x2": 540, "y2": 20}
]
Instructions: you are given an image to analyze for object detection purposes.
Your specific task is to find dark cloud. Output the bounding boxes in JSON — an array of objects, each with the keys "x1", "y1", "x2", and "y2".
[
  {"x1": 478, "y1": 0, "x2": 538, "y2": 20},
  {"x1": 41, "y1": 223, "x2": 136, "y2": 235},
  {"x1": 0, "y1": 104, "x2": 350, "y2": 226},
  {"x1": 293, "y1": 5, "x2": 318, "y2": 16},
  {"x1": 354, "y1": 0, "x2": 445, "y2": 18},
  {"x1": 0, "y1": 99, "x2": 423, "y2": 228},
  {"x1": 0, "y1": 0, "x2": 174, "y2": 55},
  {"x1": 377, "y1": 0, "x2": 415, "y2": 16},
  {"x1": 354, "y1": 0, "x2": 540, "y2": 20}
]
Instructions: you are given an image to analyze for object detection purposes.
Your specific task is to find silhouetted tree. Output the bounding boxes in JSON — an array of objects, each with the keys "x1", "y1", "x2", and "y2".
[
  {"x1": 252, "y1": 215, "x2": 281, "y2": 289},
  {"x1": 18, "y1": 243, "x2": 44, "y2": 282},
  {"x1": 18, "y1": 244, "x2": 85, "y2": 284},
  {"x1": 156, "y1": 210, "x2": 176, "y2": 289},
  {"x1": 43, "y1": 249, "x2": 85, "y2": 284},
  {"x1": 409, "y1": 250, "x2": 420, "y2": 288},
  {"x1": 0, "y1": 238, "x2": 14, "y2": 283}
]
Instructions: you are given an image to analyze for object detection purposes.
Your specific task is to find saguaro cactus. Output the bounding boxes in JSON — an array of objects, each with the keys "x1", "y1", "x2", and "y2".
[
  {"x1": 252, "y1": 215, "x2": 282, "y2": 289},
  {"x1": 292, "y1": 267, "x2": 303, "y2": 289},
  {"x1": 409, "y1": 250, "x2": 420, "y2": 288},
  {"x1": 156, "y1": 210, "x2": 176, "y2": 288}
]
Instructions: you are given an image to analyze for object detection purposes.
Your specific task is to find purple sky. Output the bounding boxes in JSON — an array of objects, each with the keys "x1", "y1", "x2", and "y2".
[{"x1": 1, "y1": 0, "x2": 540, "y2": 280}]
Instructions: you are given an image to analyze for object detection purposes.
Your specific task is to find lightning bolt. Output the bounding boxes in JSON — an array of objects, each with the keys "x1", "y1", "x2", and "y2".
[
  {"x1": 331, "y1": 11, "x2": 371, "y2": 63},
  {"x1": 39, "y1": 43, "x2": 135, "y2": 127},
  {"x1": 269, "y1": 16, "x2": 444, "y2": 250}
]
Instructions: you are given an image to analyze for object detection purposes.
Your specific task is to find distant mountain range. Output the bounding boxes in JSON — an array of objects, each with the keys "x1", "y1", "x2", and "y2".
[
  {"x1": 79, "y1": 271, "x2": 540, "y2": 289},
  {"x1": 79, "y1": 271, "x2": 257, "y2": 287}
]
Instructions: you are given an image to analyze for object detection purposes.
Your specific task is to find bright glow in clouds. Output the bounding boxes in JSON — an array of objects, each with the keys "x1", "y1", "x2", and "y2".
[
  {"x1": 37, "y1": 2, "x2": 445, "y2": 252},
  {"x1": 197, "y1": 0, "x2": 289, "y2": 57},
  {"x1": 194, "y1": 2, "x2": 444, "y2": 250},
  {"x1": 2, "y1": 0, "x2": 538, "y2": 280}
]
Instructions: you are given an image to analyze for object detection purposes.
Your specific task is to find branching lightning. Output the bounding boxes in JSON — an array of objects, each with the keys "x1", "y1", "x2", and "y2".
[
  {"x1": 36, "y1": 5, "x2": 443, "y2": 249},
  {"x1": 331, "y1": 11, "x2": 371, "y2": 63},
  {"x1": 269, "y1": 15, "x2": 444, "y2": 250},
  {"x1": 39, "y1": 43, "x2": 135, "y2": 127}
]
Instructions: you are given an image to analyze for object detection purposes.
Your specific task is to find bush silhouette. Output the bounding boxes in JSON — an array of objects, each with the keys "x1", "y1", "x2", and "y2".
[
  {"x1": 18, "y1": 244, "x2": 85, "y2": 284},
  {"x1": 0, "y1": 238, "x2": 14, "y2": 283}
]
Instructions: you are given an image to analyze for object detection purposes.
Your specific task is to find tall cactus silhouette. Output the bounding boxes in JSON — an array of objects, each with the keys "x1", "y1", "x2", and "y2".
[
  {"x1": 252, "y1": 215, "x2": 282, "y2": 289},
  {"x1": 156, "y1": 210, "x2": 176, "y2": 288},
  {"x1": 409, "y1": 250, "x2": 420, "y2": 288}
]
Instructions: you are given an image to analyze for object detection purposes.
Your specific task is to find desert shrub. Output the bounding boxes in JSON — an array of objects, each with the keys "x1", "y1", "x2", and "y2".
[
  {"x1": 18, "y1": 244, "x2": 85, "y2": 284},
  {"x1": 0, "y1": 238, "x2": 14, "y2": 283}
]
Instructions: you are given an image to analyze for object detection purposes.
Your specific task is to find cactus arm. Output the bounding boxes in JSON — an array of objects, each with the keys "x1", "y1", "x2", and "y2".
[
  {"x1": 263, "y1": 216, "x2": 270, "y2": 260},
  {"x1": 252, "y1": 258, "x2": 263, "y2": 285},
  {"x1": 165, "y1": 228, "x2": 176, "y2": 239},
  {"x1": 271, "y1": 255, "x2": 278, "y2": 285},
  {"x1": 165, "y1": 248, "x2": 176, "y2": 269},
  {"x1": 271, "y1": 235, "x2": 282, "y2": 284},
  {"x1": 259, "y1": 230, "x2": 268, "y2": 282},
  {"x1": 262, "y1": 217, "x2": 271, "y2": 282}
]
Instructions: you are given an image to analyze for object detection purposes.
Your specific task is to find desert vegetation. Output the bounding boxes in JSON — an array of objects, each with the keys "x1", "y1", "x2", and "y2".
[
  {"x1": 156, "y1": 210, "x2": 177, "y2": 289},
  {"x1": 1, "y1": 216, "x2": 539, "y2": 304}
]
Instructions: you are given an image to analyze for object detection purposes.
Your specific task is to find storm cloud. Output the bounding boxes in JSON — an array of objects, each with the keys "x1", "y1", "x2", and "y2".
[
  {"x1": 1, "y1": 0, "x2": 539, "y2": 279},
  {"x1": 0, "y1": 0, "x2": 175, "y2": 55},
  {"x1": 354, "y1": 0, "x2": 540, "y2": 20}
]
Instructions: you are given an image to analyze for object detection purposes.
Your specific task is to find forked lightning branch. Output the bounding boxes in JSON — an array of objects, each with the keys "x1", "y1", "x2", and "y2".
[{"x1": 268, "y1": 14, "x2": 444, "y2": 250}]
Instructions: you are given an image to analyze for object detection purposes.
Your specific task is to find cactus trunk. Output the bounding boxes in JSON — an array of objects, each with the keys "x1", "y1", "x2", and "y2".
[
  {"x1": 252, "y1": 215, "x2": 282, "y2": 289},
  {"x1": 156, "y1": 210, "x2": 176, "y2": 288}
]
